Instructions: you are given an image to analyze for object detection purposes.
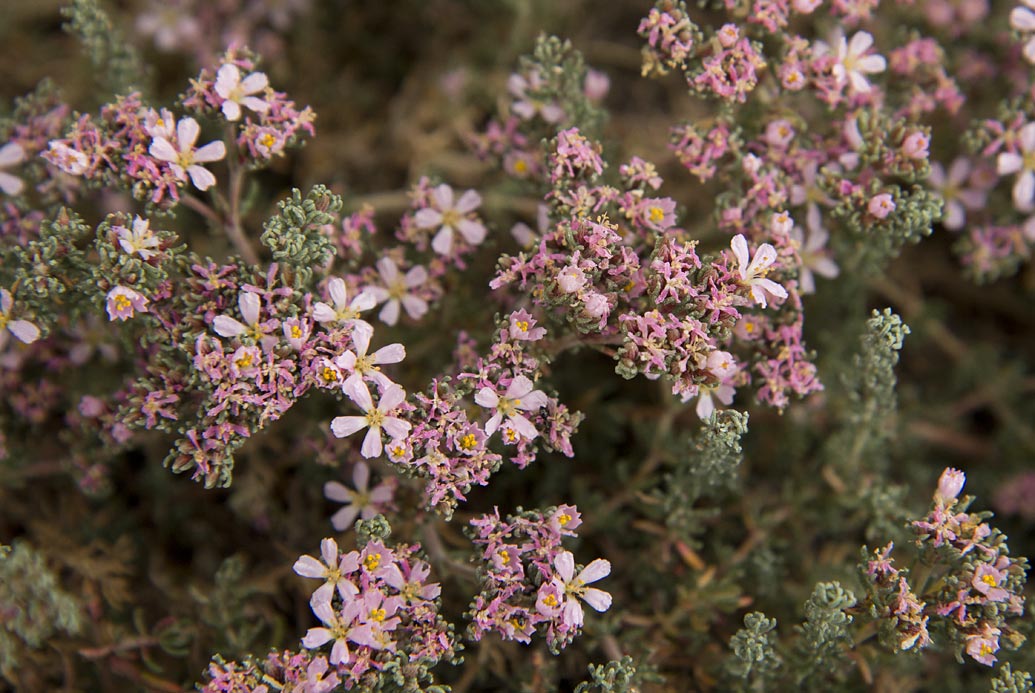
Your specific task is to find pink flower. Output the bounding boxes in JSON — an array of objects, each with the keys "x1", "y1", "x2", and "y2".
[
  {"x1": 293, "y1": 538, "x2": 361, "y2": 605},
  {"x1": 331, "y1": 380, "x2": 411, "y2": 459},
  {"x1": 764, "y1": 119, "x2": 795, "y2": 148},
  {"x1": 282, "y1": 317, "x2": 311, "y2": 350},
  {"x1": 996, "y1": 122, "x2": 1035, "y2": 212},
  {"x1": 0, "y1": 142, "x2": 26, "y2": 196},
  {"x1": 414, "y1": 184, "x2": 487, "y2": 255},
  {"x1": 828, "y1": 30, "x2": 886, "y2": 94},
  {"x1": 335, "y1": 327, "x2": 406, "y2": 393},
  {"x1": 105, "y1": 286, "x2": 149, "y2": 321},
  {"x1": 367, "y1": 258, "x2": 429, "y2": 326},
  {"x1": 965, "y1": 625, "x2": 1000, "y2": 666},
  {"x1": 868, "y1": 193, "x2": 896, "y2": 219},
  {"x1": 972, "y1": 563, "x2": 1010, "y2": 602},
  {"x1": 229, "y1": 345, "x2": 261, "y2": 379},
  {"x1": 557, "y1": 263, "x2": 588, "y2": 293},
  {"x1": 474, "y1": 375, "x2": 548, "y2": 440},
  {"x1": 695, "y1": 350, "x2": 737, "y2": 419},
  {"x1": 507, "y1": 309, "x2": 546, "y2": 341},
  {"x1": 584, "y1": 68, "x2": 610, "y2": 101},
  {"x1": 0, "y1": 289, "x2": 39, "y2": 348},
  {"x1": 1011, "y1": 1, "x2": 1035, "y2": 63},
  {"x1": 143, "y1": 108, "x2": 176, "y2": 139},
  {"x1": 116, "y1": 216, "x2": 161, "y2": 260},
  {"x1": 730, "y1": 234, "x2": 788, "y2": 308},
  {"x1": 148, "y1": 116, "x2": 226, "y2": 191},
  {"x1": 214, "y1": 63, "x2": 269, "y2": 121},
  {"x1": 545, "y1": 550, "x2": 612, "y2": 629},
  {"x1": 508, "y1": 72, "x2": 565, "y2": 123},
  {"x1": 583, "y1": 291, "x2": 610, "y2": 319},
  {"x1": 213, "y1": 291, "x2": 276, "y2": 349},
  {"x1": 312, "y1": 277, "x2": 376, "y2": 340},
  {"x1": 324, "y1": 461, "x2": 395, "y2": 531},
  {"x1": 302, "y1": 600, "x2": 354, "y2": 666}
]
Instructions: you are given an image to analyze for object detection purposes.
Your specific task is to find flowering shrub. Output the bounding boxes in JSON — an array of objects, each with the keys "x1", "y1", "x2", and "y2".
[{"x1": 2, "y1": 0, "x2": 1035, "y2": 691}]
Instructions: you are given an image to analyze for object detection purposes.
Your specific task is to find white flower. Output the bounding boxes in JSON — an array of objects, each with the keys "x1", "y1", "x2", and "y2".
[
  {"x1": 694, "y1": 351, "x2": 737, "y2": 420},
  {"x1": 731, "y1": 234, "x2": 788, "y2": 308},
  {"x1": 997, "y1": 122, "x2": 1035, "y2": 212},
  {"x1": 557, "y1": 263, "x2": 587, "y2": 293},
  {"x1": 549, "y1": 550, "x2": 612, "y2": 629},
  {"x1": 335, "y1": 327, "x2": 405, "y2": 391},
  {"x1": 0, "y1": 289, "x2": 40, "y2": 349},
  {"x1": 44, "y1": 142, "x2": 89, "y2": 176},
  {"x1": 414, "y1": 184, "x2": 487, "y2": 255},
  {"x1": 312, "y1": 277, "x2": 376, "y2": 341},
  {"x1": 789, "y1": 206, "x2": 840, "y2": 294},
  {"x1": 825, "y1": 30, "x2": 886, "y2": 94},
  {"x1": 0, "y1": 142, "x2": 26, "y2": 196},
  {"x1": 212, "y1": 291, "x2": 277, "y2": 349},
  {"x1": 116, "y1": 216, "x2": 161, "y2": 260},
  {"x1": 149, "y1": 116, "x2": 226, "y2": 191},
  {"x1": 331, "y1": 380, "x2": 411, "y2": 459},
  {"x1": 214, "y1": 63, "x2": 270, "y2": 121},
  {"x1": 293, "y1": 537, "x2": 360, "y2": 605},
  {"x1": 474, "y1": 375, "x2": 548, "y2": 440},
  {"x1": 324, "y1": 462, "x2": 395, "y2": 531},
  {"x1": 302, "y1": 599, "x2": 353, "y2": 666},
  {"x1": 929, "y1": 158, "x2": 987, "y2": 231},
  {"x1": 366, "y1": 258, "x2": 429, "y2": 326}
]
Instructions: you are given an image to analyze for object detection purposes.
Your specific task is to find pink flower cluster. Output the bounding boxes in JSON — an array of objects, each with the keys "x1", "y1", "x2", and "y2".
[
  {"x1": 292, "y1": 537, "x2": 455, "y2": 681},
  {"x1": 466, "y1": 505, "x2": 611, "y2": 652}
]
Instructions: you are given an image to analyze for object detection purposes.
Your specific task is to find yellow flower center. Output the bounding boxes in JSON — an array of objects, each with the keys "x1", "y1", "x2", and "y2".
[
  {"x1": 364, "y1": 554, "x2": 381, "y2": 571},
  {"x1": 235, "y1": 353, "x2": 253, "y2": 369},
  {"x1": 558, "y1": 513, "x2": 571, "y2": 526},
  {"x1": 259, "y1": 133, "x2": 276, "y2": 148},
  {"x1": 366, "y1": 409, "x2": 386, "y2": 428},
  {"x1": 515, "y1": 320, "x2": 530, "y2": 332},
  {"x1": 441, "y1": 209, "x2": 461, "y2": 228},
  {"x1": 370, "y1": 607, "x2": 386, "y2": 622},
  {"x1": 499, "y1": 549, "x2": 510, "y2": 565},
  {"x1": 982, "y1": 574, "x2": 998, "y2": 587},
  {"x1": 980, "y1": 643, "x2": 994, "y2": 656},
  {"x1": 542, "y1": 594, "x2": 558, "y2": 607},
  {"x1": 321, "y1": 366, "x2": 337, "y2": 383},
  {"x1": 290, "y1": 325, "x2": 302, "y2": 339},
  {"x1": 505, "y1": 428, "x2": 518, "y2": 442},
  {"x1": 513, "y1": 158, "x2": 528, "y2": 174},
  {"x1": 390, "y1": 444, "x2": 406, "y2": 457},
  {"x1": 113, "y1": 294, "x2": 132, "y2": 312},
  {"x1": 648, "y1": 206, "x2": 665, "y2": 223},
  {"x1": 459, "y1": 433, "x2": 477, "y2": 450}
]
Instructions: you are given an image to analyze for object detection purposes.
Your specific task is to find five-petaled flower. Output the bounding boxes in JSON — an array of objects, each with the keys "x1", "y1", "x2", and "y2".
[
  {"x1": 213, "y1": 291, "x2": 277, "y2": 349},
  {"x1": 414, "y1": 184, "x2": 487, "y2": 255},
  {"x1": 331, "y1": 380, "x2": 411, "y2": 458},
  {"x1": 996, "y1": 122, "x2": 1035, "y2": 212},
  {"x1": 536, "y1": 550, "x2": 612, "y2": 629},
  {"x1": 312, "y1": 276, "x2": 376, "y2": 341},
  {"x1": 105, "y1": 286, "x2": 149, "y2": 321},
  {"x1": 324, "y1": 461, "x2": 396, "y2": 531},
  {"x1": 366, "y1": 257, "x2": 429, "y2": 326},
  {"x1": 828, "y1": 30, "x2": 886, "y2": 94},
  {"x1": 474, "y1": 375, "x2": 548, "y2": 440},
  {"x1": 293, "y1": 537, "x2": 361, "y2": 606},
  {"x1": 335, "y1": 327, "x2": 405, "y2": 391},
  {"x1": 116, "y1": 216, "x2": 161, "y2": 260},
  {"x1": 730, "y1": 234, "x2": 788, "y2": 308},
  {"x1": 214, "y1": 63, "x2": 270, "y2": 121},
  {"x1": 149, "y1": 116, "x2": 226, "y2": 191}
]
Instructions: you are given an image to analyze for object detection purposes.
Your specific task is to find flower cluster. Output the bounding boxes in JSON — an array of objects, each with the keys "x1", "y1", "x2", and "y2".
[
  {"x1": 466, "y1": 505, "x2": 611, "y2": 652},
  {"x1": 291, "y1": 535, "x2": 456, "y2": 683}
]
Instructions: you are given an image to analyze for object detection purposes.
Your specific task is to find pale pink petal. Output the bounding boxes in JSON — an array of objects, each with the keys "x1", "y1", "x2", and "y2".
[
  {"x1": 848, "y1": 30, "x2": 873, "y2": 55},
  {"x1": 193, "y1": 141, "x2": 226, "y2": 163},
  {"x1": 327, "y1": 277, "x2": 348, "y2": 309},
  {"x1": 187, "y1": 165, "x2": 216, "y2": 191},
  {"x1": 856, "y1": 54, "x2": 886, "y2": 74},
  {"x1": 293, "y1": 555, "x2": 325, "y2": 578},
  {"x1": 748, "y1": 244, "x2": 778, "y2": 276},
  {"x1": 812, "y1": 257, "x2": 840, "y2": 279},
  {"x1": 221, "y1": 100, "x2": 242, "y2": 121},
  {"x1": 948, "y1": 158, "x2": 971, "y2": 185},
  {"x1": 0, "y1": 171, "x2": 23, "y2": 196},
  {"x1": 730, "y1": 234, "x2": 750, "y2": 271},
  {"x1": 400, "y1": 295, "x2": 428, "y2": 320},
  {"x1": 945, "y1": 201, "x2": 965, "y2": 230},
  {"x1": 214, "y1": 63, "x2": 240, "y2": 97},
  {"x1": 352, "y1": 291, "x2": 378, "y2": 312},
  {"x1": 578, "y1": 558, "x2": 611, "y2": 584},
  {"x1": 582, "y1": 587, "x2": 612, "y2": 612},
  {"x1": 331, "y1": 416, "x2": 367, "y2": 438},
  {"x1": 414, "y1": 208, "x2": 443, "y2": 228},
  {"x1": 241, "y1": 96, "x2": 269, "y2": 113},
  {"x1": 515, "y1": 389, "x2": 548, "y2": 411},
  {"x1": 757, "y1": 278, "x2": 788, "y2": 300},
  {"x1": 0, "y1": 289, "x2": 11, "y2": 314},
  {"x1": 379, "y1": 299, "x2": 401, "y2": 326},
  {"x1": 378, "y1": 384, "x2": 407, "y2": 412},
  {"x1": 431, "y1": 227, "x2": 453, "y2": 255},
  {"x1": 149, "y1": 137, "x2": 178, "y2": 162},
  {"x1": 507, "y1": 413, "x2": 539, "y2": 440},
  {"x1": 372, "y1": 343, "x2": 405, "y2": 364},
  {"x1": 176, "y1": 117, "x2": 200, "y2": 149},
  {"x1": 302, "y1": 627, "x2": 333, "y2": 649},
  {"x1": 213, "y1": 316, "x2": 247, "y2": 337},
  {"x1": 0, "y1": 142, "x2": 25, "y2": 167},
  {"x1": 505, "y1": 375, "x2": 534, "y2": 399},
  {"x1": 432, "y1": 184, "x2": 454, "y2": 210},
  {"x1": 562, "y1": 599, "x2": 584, "y2": 628},
  {"x1": 329, "y1": 639, "x2": 349, "y2": 666},
  {"x1": 312, "y1": 302, "x2": 336, "y2": 322},
  {"x1": 376, "y1": 257, "x2": 399, "y2": 283},
  {"x1": 1012, "y1": 6, "x2": 1035, "y2": 30},
  {"x1": 554, "y1": 551, "x2": 575, "y2": 582},
  {"x1": 484, "y1": 412, "x2": 502, "y2": 436},
  {"x1": 475, "y1": 388, "x2": 499, "y2": 408},
  {"x1": 381, "y1": 417, "x2": 411, "y2": 439},
  {"x1": 324, "y1": 480, "x2": 353, "y2": 503},
  {"x1": 455, "y1": 189, "x2": 482, "y2": 214},
  {"x1": 360, "y1": 426, "x2": 383, "y2": 458},
  {"x1": 1022, "y1": 123, "x2": 1035, "y2": 153},
  {"x1": 352, "y1": 327, "x2": 371, "y2": 356},
  {"x1": 997, "y1": 152, "x2": 1023, "y2": 176},
  {"x1": 696, "y1": 392, "x2": 715, "y2": 419},
  {"x1": 8, "y1": 320, "x2": 39, "y2": 344},
  {"x1": 331, "y1": 505, "x2": 361, "y2": 531},
  {"x1": 848, "y1": 71, "x2": 871, "y2": 94},
  {"x1": 344, "y1": 378, "x2": 374, "y2": 412},
  {"x1": 369, "y1": 485, "x2": 393, "y2": 504},
  {"x1": 457, "y1": 219, "x2": 486, "y2": 245},
  {"x1": 240, "y1": 71, "x2": 269, "y2": 94},
  {"x1": 1014, "y1": 171, "x2": 1035, "y2": 211},
  {"x1": 239, "y1": 292, "x2": 261, "y2": 325},
  {"x1": 404, "y1": 265, "x2": 428, "y2": 287}
]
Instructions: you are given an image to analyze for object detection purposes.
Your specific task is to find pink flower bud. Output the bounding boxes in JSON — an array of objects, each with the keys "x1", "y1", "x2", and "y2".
[
  {"x1": 583, "y1": 292, "x2": 609, "y2": 319},
  {"x1": 717, "y1": 24, "x2": 739, "y2": 48}
]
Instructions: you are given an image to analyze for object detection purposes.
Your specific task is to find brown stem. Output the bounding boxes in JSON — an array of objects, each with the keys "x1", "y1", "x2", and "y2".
[{"x1": 78, "y1": 636, "x2": 159, "y2": 660}]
